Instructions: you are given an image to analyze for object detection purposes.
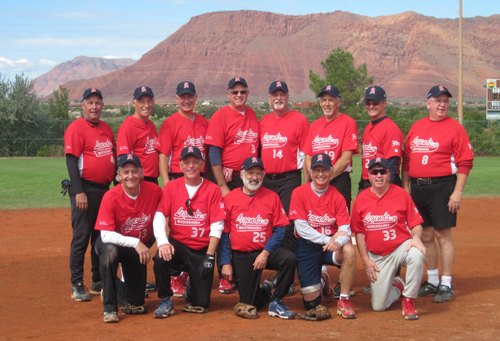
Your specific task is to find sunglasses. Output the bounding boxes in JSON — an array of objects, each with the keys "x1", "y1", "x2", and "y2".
[
  {"x1": 369, "y1": 169, "x2": 388, "y2": 175},
  {"x1": 228, "y1": 90, "x2": 248, "y2": 95},
  {"x1": 185, "y1": 199, "x2": 193, "y2": 216}
]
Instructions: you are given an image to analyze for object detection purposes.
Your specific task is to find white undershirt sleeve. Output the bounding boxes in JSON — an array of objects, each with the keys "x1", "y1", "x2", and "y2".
[
  {"x1": 153, "y1": 211, "x2": 170, "y2": 246},
  {"x1": 101, "y1": 230, "x2": 140, "y2": 248},
  {"x1": 334, "y1": 224, "x2": 351, "y2": 247},
  {"x1": 294, "y1": 219, "x2": 331, "y2": 245},
  {"x1": 209, "y1": 220, "x2": 224, "y2": 239}
]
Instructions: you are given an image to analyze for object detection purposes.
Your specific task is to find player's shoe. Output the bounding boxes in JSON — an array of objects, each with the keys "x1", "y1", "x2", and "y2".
[
  {"x1": 418, "y1": 281, "x2": 439, "y2": 297},
  {"x1": 272, "y1": 271, "x2": 295, "y2": 296},
  {"x1": 336, "y1": 297, "x2": 356, "y2": 319},
  {"x1": 392, "y1": 276, "x2": 405, "y2": 298},
  {"x1": 146, "y1": 282, "x2": 157, "y2": 291},
  {"x1": 268, "y1": 298, "x2": 295, "y2": 319},
  {"x1": 121, "y1": 304, "x2": 147, "y2": 314},
  {"x1": 333, "y1": 281, "x2": 355, "y2": 299},
  {"x1": 219, "y1": 278, "x2": 235, "y2": 294},
  {"x1": 260, "y1": 279, "x2": 274, "y2": 302},
  {"x1": 433, "y1": 285, "x2": 454, "y2": 303},
  {"x1": 90, "y1": 281, "x2": 102, "y2": 295},
  {"x1": 402, "y1": 297, "x2": 419, "y2": 320},
  {"x1": 103, "y1": 311, "x2": 119, "y2": 323},
  {"x1": 321, "y1": 271, "x2": 334, "y2": 303},
  {"x1": 71, "y1": 282, "x2": 90, "y2": 302},
  {"x1": 154, "y1": 297, "x2": 175, "y2": 318},
  {"x1": 171, "y1": 272, "x2": 189, "y2": 298}
]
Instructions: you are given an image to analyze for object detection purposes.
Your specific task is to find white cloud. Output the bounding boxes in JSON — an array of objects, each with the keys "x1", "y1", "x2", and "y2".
[{"x1": 39, "y1": 59, "x2": 58, "y2": 66}]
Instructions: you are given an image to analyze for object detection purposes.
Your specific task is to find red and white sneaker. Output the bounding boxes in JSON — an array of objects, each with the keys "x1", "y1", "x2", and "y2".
[
  {"x1": 337, "y1": 297, "x2": 356, "y2": 319},
  {"x1": 321, "y1": 271, "x2": 334, "y2": 303},
  {"x1": 402, "y1": 297, "x2": 419, "y2": 320},
  {"x1": 392, "y1": 276, "x2": 405, "y2": 299},
  {"x1": 219, "y1": 278, "x2": 235, "y2": 294},
  {"x1": 171, "y1": 272, "x2": 189, "y2": 298}
]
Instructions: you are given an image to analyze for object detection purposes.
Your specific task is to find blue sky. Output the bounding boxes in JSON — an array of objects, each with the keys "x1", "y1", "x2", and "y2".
[{"x1": 0, "y1": 0, "x2": 497, "y2": 80}]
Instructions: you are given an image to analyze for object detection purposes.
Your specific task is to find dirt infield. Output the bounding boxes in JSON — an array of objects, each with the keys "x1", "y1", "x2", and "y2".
[{"x1": 1, "y1": 198, "x2": 499, "y2": 340}]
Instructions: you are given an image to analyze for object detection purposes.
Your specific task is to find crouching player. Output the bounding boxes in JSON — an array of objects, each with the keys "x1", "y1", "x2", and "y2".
[
  {"x1": 289, "y1": 153, "x2": 357, "y2": 320},
  {"x1": 95, "y1": 154, "x2": 163, "y2": 323},
  {"x1": 220, "y1": 157, "x2": 297, "y2": 319}
]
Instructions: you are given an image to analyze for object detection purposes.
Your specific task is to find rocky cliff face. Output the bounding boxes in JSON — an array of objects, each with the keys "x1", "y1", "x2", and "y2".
[{"x1": 58, "y1": 11, "x2": 500, "y2": 102}]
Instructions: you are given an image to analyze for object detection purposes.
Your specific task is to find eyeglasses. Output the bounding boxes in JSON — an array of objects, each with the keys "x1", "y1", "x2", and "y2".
[
  {"x1": 429, "y1": 99, "x2": 450, "y2": 105},
  {"x1": 185, "y1": 199, "x2": 193, "y2": 216},
  {"x1": 365, "y1": 101, "x2": 381, "y2": 107},
  {"x1": 369, "y1": 169, "x2": 388, "y2": 175},
  {"x1": 228, "y1": 90, "x2": 248, "y2": 95}
]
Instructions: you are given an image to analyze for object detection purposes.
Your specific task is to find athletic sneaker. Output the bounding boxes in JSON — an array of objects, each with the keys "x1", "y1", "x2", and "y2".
[
  {"x1": 146, "y1": 282, "x2": 157, "y2": 291},
  {"x1": 260, "y1": 279, "x2": 274, "y2": 302},
  {"x1": 219, "y1": 278, "x2": 235, "y2": 294},
  {"x1": 154, "y1": 297, "x2": 175, "y2": 318},
  {"x1": 272, "y1": 271, "x2": 295, "y2": 296},
  {"x1": 71, "y1": 282, "x2": 90, "y2": 302},
  {"x1": 321, "y1": 271, "x2": 334, "y2": 303},
  {"x1": 402, "y1": 297, "x2": 419, "y2": 320},
  {"x1": 433, "y1": 285, "x2": 454, "y2": 303},
  {"x1": 337, "y1": 297, "x2": 356, "y2": 319},
  {"x1": 362, "y1": 286, "x2": 371, "y2": 295},
  {"x1": 418, "y1": 281, "x2": 439, "y2": 297},
  {"x1": 333, "y1": 281, "x2": 355, "y2": 299},
  {"x1": 90, "y1": 281, "x2": 102, "y2": 295},
  {"x1": 392, "y1": 276, "x2": 405, "y2": 298},
  {"x1": 171, "y1": 272, "x2": 189, "y2": 297},
  {"x1": 268, "y1": 298, "x2": 295, "y2": 319},
  {"x1": 103, "y1": 311, "x2": 119, "y2": 323},
  {"x1": 121, "y1": 304, "x2": 147, "y2": 314}
]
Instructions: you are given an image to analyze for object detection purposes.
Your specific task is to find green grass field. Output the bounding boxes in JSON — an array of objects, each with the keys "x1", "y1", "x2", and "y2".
[{"x1": 0, "y1": 156, "x2": 498, "y2": 210}]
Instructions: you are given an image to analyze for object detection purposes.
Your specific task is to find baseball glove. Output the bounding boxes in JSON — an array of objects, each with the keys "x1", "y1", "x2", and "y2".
[
  {"x1": 121, "y1": 304, "x2": 147, "y2": 314},
  {"x1": 297, "y1": 304, "x2": 331, "y2": 321},
  {"x1": 182, "y1": 303, "x2": 208, "y2": 314},
  {"x1": 234, "y1": 302, "x2": 258, "y2": 319}
]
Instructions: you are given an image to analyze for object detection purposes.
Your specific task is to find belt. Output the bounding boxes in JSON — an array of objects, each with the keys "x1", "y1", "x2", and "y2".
[
  {"x1": 81, "y1": 179, "x2": 111, "y2": 188},
  {"x1": 233, "y1": 249, "x2": 263, "y2": 255},
  {"x1": 410, "y1": 174, "x2": 456, "y2": 186},
  {"x1": 265, "y1": 169, "x2": 301, "y2": 180}
]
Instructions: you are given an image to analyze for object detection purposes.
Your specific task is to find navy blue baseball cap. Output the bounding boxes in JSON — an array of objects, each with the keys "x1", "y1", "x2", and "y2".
[
  {"x1": 81, "y1": 87, "x2": 103, "y2": 102},
  {"x1": 310, "y1": 153, "x2": 332, "y2": 169},
  {"x1": 318, "y1": 85, "x2": 341, "y2": 99},
  {"x1": 368, "y1": 157, "x2": 390, "y2": 170},
  {"x1": 427, "y1": 85, "x2": 452, "y2": 99},
  {"x1": 269, "y1": 81, "x2": 289, "y2": 94},
  {"x1": 180, "y1": 146, "x2": 203, "y2": 161},
  {"x1": 176, "y1": 81, "x2": 196, "y2": 96},
  {"x1": 364, "y1": 86, "x2": 386, "y2": 102},
  {"x1": 228, "y1": 77, "x2": 248, "y2": 90},
  {"x1": 118, "y1": 154, "x2": 142, "y2": 168},
  {"x1": 133, "y1": 86, "x2": 154, "y2": 99},
  {"x1": 241, "y1": 157, "x2": 265, "y2": 171}
]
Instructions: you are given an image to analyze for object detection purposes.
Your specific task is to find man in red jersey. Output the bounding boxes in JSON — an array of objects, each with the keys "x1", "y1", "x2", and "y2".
[
  {"x1": 64, "y1": 88, "x2": 116, "y2": 302},
  {"x1": 402, "y1": 85, "x2": 474, "y2": 303},
  {"x1": 95, "y1": 154, "x2": 162, "y2": 323},
  {"x1": 117, "y1": 86, "x2": 159, "y2": 184},
  {"x1": 289, "y1": 153, "x2": 357, "y2": 320},
  {"x1": 352, "y1": 157, "x2": 426, "y2": 320},
  {"x1": 220, "y1": 157, "x2": 297, "y2": 320},
  {"x1": 152, "y1": 146, "x2": 226, "y2": 318},
  {"x1": 205, "y1": 76, "x2": 260, "y2": 293}
]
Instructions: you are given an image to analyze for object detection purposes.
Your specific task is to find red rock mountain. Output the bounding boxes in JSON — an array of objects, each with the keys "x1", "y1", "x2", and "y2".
[
  {"x1": 59, "y1": 11, "x2": 500, "y2": 102},
  {"x1": 34, "y1": 56, "x2": 136, "y2": 97}
]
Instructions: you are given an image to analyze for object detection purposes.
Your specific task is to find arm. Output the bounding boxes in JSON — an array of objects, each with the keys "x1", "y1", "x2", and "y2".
[
  {"x1": 159, "y1": 153, "x2": 170, "y2": 187},
  {"x1": 219, "y1": 232, "x2": 234, "y2": 281},
  {"x1": 402, "y1": 170, "x2": 411, "y2": 195},
  {"x1": 406, "y1": 224, "x2": 426, "y2": 256},
  {"x1": 448, "y1": 173, "x2": 468, "y2": 214},
  {"x1": 387, "y1": 156, "x2": 400, "y2": 184},
  {"x1": 295, "y1": 219, "x2": 331, "y2": 245},
  {"x1": 303, "y1": 155, "x2": 312, "y2": 183},
  {"x1": 331, "y1": 150, "x2": 354, "y2": 180},
  {"x1": 355, "y1": 232, "x2": 380, "y2": 283},
  {"x1": 153, "y1": 211, "x2": 175, "y2": 261},
  {"x1": 66, "y1": 155, "x2": 87, "y2": 211},
  {"x1": 211, "y1": 165, "x2": 231, "y2": 197},
  {"x1": 322, "y1": 224, "x2": 351, "y2": 252},
  {"x1": 101, "y1": 230, "x2": 150, "y2": 265}
]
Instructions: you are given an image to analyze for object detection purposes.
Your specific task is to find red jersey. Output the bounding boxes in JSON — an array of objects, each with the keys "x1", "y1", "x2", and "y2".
[
  {"x1": 156, "y1": 112, "x2": 208, "y2": 173},
  {"x1": 402, "y1": 117, "x2": 474, "y2": 178},
  {"x1": 224, "y1": 187, "x2": 289, "y2": 251},
  {"x1": 117, "y1": 116, "x2": 159, "y2": 178},
  {"x1": 95, "y1": 181, "x2": 162, "y2": 243},
  {"x1": 289, "y1": 183, "x2": 350, "y2": 238},
  {"x1": 64, "y1": 117, "x2": 116, "y2": 184},
  {"x1": 351, "y1": 184, "x2": 424, "y2": 256},
  {"x1": 157, "y1": 178, "x2": 226, "y2": 250},
  {"x1": 361, "y1": 117, "x2": 403, "y2": 179},
  {"x1": 205, "y1": 106, "x2": 260, "y2": 171},
  {"x1": 304, "y1": 114, "x2": 359, "y2": 172},
  {"x1": 259, "y1": 110, "x2": 310, "y2": 173}
]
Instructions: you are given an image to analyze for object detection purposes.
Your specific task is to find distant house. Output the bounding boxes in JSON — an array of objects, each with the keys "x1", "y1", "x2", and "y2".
[
  {"x1": 202, "y1": 100, "x2": 212, "y2": 106},
  {"x1": 292, "y1": 101, "x2": 317, "y2": 109}
]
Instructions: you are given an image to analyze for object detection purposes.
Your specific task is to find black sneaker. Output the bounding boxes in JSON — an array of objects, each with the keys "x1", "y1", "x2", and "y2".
[
  {"x1": 272, "y1": 271, "x2": 295, "y2": 296},
  {"x1": 90, "y1": 281, "x2": 102, "y2": 295},
  {"x1": 71, "y1": 282, "x2": 90, "y2": 302},
  {"x1": 333, "y1": 281, "x2": 354, "y2": 299},
  {"x1": 260, "y1": 279, "x2": 274, "y2": 302},
  {"x1": 433, "y1": 285, "x2": 454, "y2": 303},
  {"x1": 418, "y1": 281, "x2": 439, "y2": 297}
]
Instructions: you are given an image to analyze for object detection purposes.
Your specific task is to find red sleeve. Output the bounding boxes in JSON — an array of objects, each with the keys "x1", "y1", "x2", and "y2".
[
  {"x1": 453, "y1": 126, "x2": 474, "y2": 175},
  {"x1": 303, "y1": 124, "x2": 314, "y2": 156},
  {"x1": 209, "y1": 184, "x2": 226, "y2": 223},
  {"x1": 273, "y1": 196, "x2": 290, "y2": 227},
  {"x1": 156, "y1": 118, "x2": 173, "y2": 155},
  {"x1": 342, "y1": 117, "x2": 359, "y2": 154},
  {"x1": 289, "y1": 187, "x2": 307, "y2": 221},
  {"x1": 223, "y1": 192, "x2": 234, "y2": 233},
  {"x1": 299, "y1": 115, "x2": 310, "y2": 152},
  {"x1": 95, "y1": 191, "x2": 117, "y2": 232},
  {"x1": 350, "y1": 197, "x2": 364, "y2": 234},
  {"x1": 401, "y1": 128, "x2": 413, "y2": 172},
  {"x1": 205, "y1": 110, "x2": 225, "y2": 148},
  {"x1": 64, "y1": 120, "x2": 83, "y2": 157},
  {"x1": 116, "y1": 119, "x2": 135, "y2": 156},
  {"x1": 333, "y1": 193, "x2": 350, "y2": 226},
  {"x1": 157, "y1": 182, "x2": 174, "y2": 217},
  {"x1": 381, "y1": 122, "x2": 403, "y2": 159},
  {"x1": 405, "y1": 191, "x2": 424, "y2": 229}
]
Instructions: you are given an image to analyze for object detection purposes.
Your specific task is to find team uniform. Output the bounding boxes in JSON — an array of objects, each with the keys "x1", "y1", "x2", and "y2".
[
  {"x1": 64, "y1": 117, "x2": 116, "y2": 287},
  {"x1": 304, "y1": 114, "x2": 358, "y2": 209},
  {"x1": 95, "y1": 181, "x2": 162, "y2": 314},
  {"x1": 153, "y1": 177, "x2": 226, "y2": 309},
  {"x1": 116, "y1": 116, "x2": 159, "y2": 180},
  {"x1": 157, "y1": 112, "x2": 208, "y2": 177},
  {"x1": 402, "y1": 117, "x2": 474, "y2": 228},
  {"x1": 351, "y1": 184, "x2": 425, "y2": 311}
]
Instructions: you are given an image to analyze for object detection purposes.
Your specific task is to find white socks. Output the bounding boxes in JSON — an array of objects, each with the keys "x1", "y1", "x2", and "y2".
[
  {"x1": 427, "y1": 269, "x2": 439, "y2": 286},
  {"x1": 441, "y1": 276, "x2": 452, "y2": 288}
]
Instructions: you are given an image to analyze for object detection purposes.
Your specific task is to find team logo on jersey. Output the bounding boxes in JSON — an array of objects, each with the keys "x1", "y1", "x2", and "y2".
[
  {"x1": 184, "y1": 135, "x2": 205, "y2": 150},
  {"x1": 94, "y1": 139, "x2": 114, "y2": 157},
  {"x1": 235, "y1": 214, "x2": 269, "y2": 231},
  {"x1": 410, "y1": 136, "x2": 439, "y2": 153},
  {"x1": 363, "y1": 212, "x2": 398, "y2": 230},
  {"x1": 352, "y1": 134, "x2": 357, "y2": 140},
  {"x1": 234, "y1": 128, "x2": 258, "y2": 144},
  {"x1": 145, "y1": 136, "x2": 157, "y2": 154},
  {"x1": 392, "y1": 140, "x2": 401, "y2": 147},
  {"x1": 261, "y1": 132, "x2": 288, "y2": 149},
  {"x1": 121, "y1": 213, "x2": 151, "y2": 234},
  {"x1": 307, "y1": 210, "x2": 336, "y2": 228},
  {"x1": 219, "y1": 203, "x2": 225, "y2": 209},
  {"x1": 312, "y1": 135, "x2": 339, "y2": 152},
  {"x1": 99, "y1": 221, "x2": 108, "y2": 226},
  {"x1": 173, "y1": 207, "x2": 207, "y2": 226},
  {"x1": 362, "y1": 142, "x2": 377, "y2": 158}
]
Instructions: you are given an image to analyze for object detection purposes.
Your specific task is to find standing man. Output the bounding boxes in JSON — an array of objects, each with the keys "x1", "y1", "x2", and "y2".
[
  {"x1": 205, "y1": 76, "x2": 260, "y2": 293},
  {"x1": 95, "y1": 154, "x2": 163, "y2": 323},
  {"x1": 64, "y1": 88, "x2": 116, "y2": 301},
  {"x1": 117, "y1": 86, "x2": 159, "y2": 184},
  {"x1": 402, "y1": 85, "x2": 474, "y2": 303},
  {"x1": 220, "y1": 157, "x2": 297, "y2": 320},
  {"x1": 352, "y1": 157, "x2": 426, "y2": 320},
  {"x1": 153, "y1": 146, "x2": 226, "y2": 318}
]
